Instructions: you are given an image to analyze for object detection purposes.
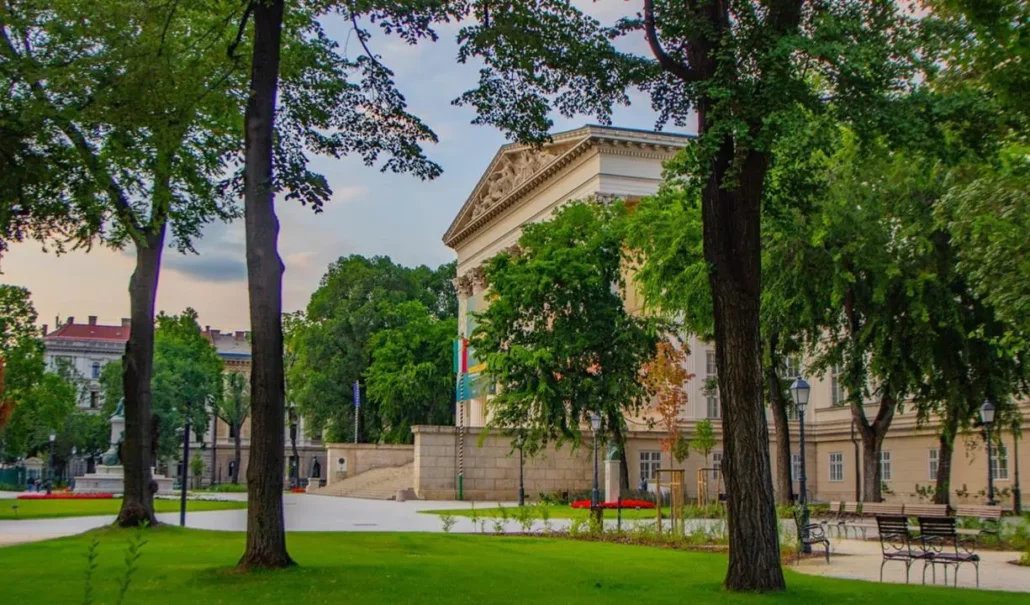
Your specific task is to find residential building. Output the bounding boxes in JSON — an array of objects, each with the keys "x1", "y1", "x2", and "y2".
[{"x1": 42, "y1": 316, "x2": 130, "y2": 410}]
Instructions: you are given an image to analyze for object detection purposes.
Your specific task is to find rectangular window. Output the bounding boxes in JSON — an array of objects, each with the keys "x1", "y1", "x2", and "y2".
[
  {"x1": 89, "y1": 391, "x2": 99, "y2": 409},
  {"x1": 780, "y1": 357, "x2": 800, "y2": 381},
  {"x1": 639, "y1": 451, "x2": 661, "y2": 481},
  {"x1": 929, "y1": 448, "x2": 939, "y2": 481},
  {"x1": 791, "y1": 453, "x2": 801, "y2": 481},
  {"x1": 706, "y1": 350, "x2": 719, "y2": 418},
  {"x1": 990, "y1": 444, "x2": 1009, "y2": 480},
  {"x1": 712, "y1": 451, "x2": 723, "y2": 472},
  {"x1": 831, "y1": 365, "x2": 846, "y2": 407},
  {"x1": 829, "y1": 452, "x2": 844, "y2": 482},
  {"x1": 229, "y1": 424, "x2": 238, "y2": 439},
  {"x1": 880, "y1": 450, "x2": 892, "y2": 482}
]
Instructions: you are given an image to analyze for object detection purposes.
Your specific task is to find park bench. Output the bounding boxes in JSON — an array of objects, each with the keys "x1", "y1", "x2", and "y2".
[
  {"x1": 875, "y1": 515, "x2": 933, "y2": 584},
  {"x1": 835, "y1": 501, "x2": 861, "y2": 538},
  {"x1": 853, "y1": 502, "x2": 904, "y2": 539},
  {"x1": 953, "y1": 505, "x2": 1003, "y2": 538},
  {"x1": 793, "y1": 507, "x2": 831, "y2": 565},
  {"x1": 902, "y1": 504, "x2": 949, "y2": 533},
  {"x1": 916, "y1": 516, "x2": 980, "y2": 587}
]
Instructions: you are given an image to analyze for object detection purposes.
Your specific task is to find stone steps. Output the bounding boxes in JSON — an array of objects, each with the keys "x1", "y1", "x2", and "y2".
[{"x1": 311, "y1": 463, "x2": 414, "y2": 500}]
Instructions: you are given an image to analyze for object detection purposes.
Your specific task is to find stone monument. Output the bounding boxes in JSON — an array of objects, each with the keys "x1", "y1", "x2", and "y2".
[{"x1": 75, "y1": 400, "x2": 174, "y2": 495}]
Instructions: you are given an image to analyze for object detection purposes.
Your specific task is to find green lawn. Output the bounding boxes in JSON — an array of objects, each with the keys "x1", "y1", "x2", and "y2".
[
  {"x1": 422, "y1": 503, "x2": 669, "y2": 520},
  {"x1": 0, "y1": 528, "x2": 1022, "y2": 605},
  {"x1": 0, "y1": 498, "x2": 246, "y2": 520}
]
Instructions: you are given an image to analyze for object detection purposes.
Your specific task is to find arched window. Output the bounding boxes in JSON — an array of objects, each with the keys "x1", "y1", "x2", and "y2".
[{"x1": 91, "y1": 362, "x2": 101, "y2": 379}]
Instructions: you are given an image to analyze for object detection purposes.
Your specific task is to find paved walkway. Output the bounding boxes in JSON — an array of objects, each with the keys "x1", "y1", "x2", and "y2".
[
  {"x1": 793, "y1": 535, "x2": 1030, "y2": 593},
  {"x1": 0, "y1": 493, "x2": 525, "y2": 546}
]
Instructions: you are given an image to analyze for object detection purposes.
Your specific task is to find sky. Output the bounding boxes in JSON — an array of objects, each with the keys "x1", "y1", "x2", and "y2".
[{"x1": 1, "y1": 6, "x2": 687, "y2": 331}]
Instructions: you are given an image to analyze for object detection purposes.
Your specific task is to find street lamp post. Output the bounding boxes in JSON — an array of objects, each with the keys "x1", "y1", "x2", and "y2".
[
  {"x1": 590, "y1": 413, "x2": 602, "y2": 508},
  {"x1": 70, "y1": 446, "x2": 77, "y2": 488},
  {"x1": 979, "y1": 400, "x2": 997, "y2": 506},
  {"x1": 177, "y1": 405, "x2": 192, "y2": 527},
  {"x1": 790, "y1": 375, "x2": 811, "y2": 553},
  {"x1": 46, "y1": 432, "x2": 56, "y2": 495},
  {"x1": 516, "y1": 433, "x2": 525, "y2": 507}
]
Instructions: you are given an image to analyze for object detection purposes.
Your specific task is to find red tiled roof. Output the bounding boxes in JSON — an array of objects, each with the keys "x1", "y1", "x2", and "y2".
[{"x1": 45, "y1": 323, "x2": 130, "y2": 342}]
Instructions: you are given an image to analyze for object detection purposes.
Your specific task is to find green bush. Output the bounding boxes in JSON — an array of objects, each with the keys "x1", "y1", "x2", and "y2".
[
  {"x1": 194, "y1": 483, "x2": 247, "y2": 493},
  {"x1": 0, "y1": 482, "x2": 26, "y2": 492}
]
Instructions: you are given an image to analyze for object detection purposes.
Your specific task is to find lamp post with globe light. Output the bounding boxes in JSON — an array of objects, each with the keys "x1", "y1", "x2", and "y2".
[
  {"x1": 590, "y1": 413, "x2": 602, "y2": 508},
  {"x1": 979, "y1": 400, "x2": 997, "y2": 506},
  {"x1": 790, "y1": 375, "x2": 811, "y2": 552},
  {"x1": 46, "y1": 432, "x2": 56, "y2": 495}
]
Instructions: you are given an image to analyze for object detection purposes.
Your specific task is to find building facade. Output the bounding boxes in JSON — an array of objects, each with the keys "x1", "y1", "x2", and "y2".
[
  {"x1": 201, "y1": 327, "x2": 326, "y2": 487},
  {"x1": 438, "y1": 125, "x2": 1028, "y2": 507},
  {"x1": 42, "y1": 316, "x2": 131, "y2": 410}
]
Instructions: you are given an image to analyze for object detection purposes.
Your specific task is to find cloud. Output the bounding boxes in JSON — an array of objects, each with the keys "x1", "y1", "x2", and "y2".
[{"x1": 164, "y1": 254, "x2": 247, "y2": 283}]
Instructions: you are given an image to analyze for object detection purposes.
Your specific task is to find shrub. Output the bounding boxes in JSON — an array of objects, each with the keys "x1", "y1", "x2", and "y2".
[
  {"x1": 515, "y1": 505, "x2": 535, "y2": 533},
  {"x1": 468, "y1": 502, "x2": 481, "y2": 533},
  {"x1": 0, "y1": 482, "x2": 25, "y2": 492},
  {"x1": 439, "y1": 513, "x2": 456, "y2": 533},
  {"x1": 537, "y1": 503, "x2": 553, "y2": 533},
  {"x1": 196, "y1": 483, "x2": 248, "y2": 493}
]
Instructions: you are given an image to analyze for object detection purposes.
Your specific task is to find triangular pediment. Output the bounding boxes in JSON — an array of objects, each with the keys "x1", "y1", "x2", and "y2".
[
  {"x1": 443, "y1": 131, "x2": 592, "y2": 246},
  {"x1": 442, "y1": 125, "x2": 694, "y2": 248}
]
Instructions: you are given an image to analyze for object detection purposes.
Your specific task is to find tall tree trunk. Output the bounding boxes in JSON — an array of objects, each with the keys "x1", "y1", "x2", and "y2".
[
  {"x1": 233, "y1": 427, "x2": 242, "y2": 484},
  {"x1": 238, "y1": 0, "x2": 292, "y2": 570},
  {"x1": 704, "y1": 138, "x2": 785, "y2": 591},
  {"x1": 934, "y1": 409, "x2": 961, "y2": 505},
  {"x1": 852, "y1": 393, "x2": 897, "y2": 503},
  {"x1": 765, "y1": 336, "x2": 794, "y2": 505},
  {"x1": 117, "y1": 228, "x2": 166, "y2": 527}
]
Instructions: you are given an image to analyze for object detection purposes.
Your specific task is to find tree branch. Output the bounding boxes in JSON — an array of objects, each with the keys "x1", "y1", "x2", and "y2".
[
  {"x1": 227, "y1": 0, "x2": 253, "y2": 60},
  {"x1": 0, "y1": 24, "x2": 143, "y2": 237},
  {"x1": 643, "y1": 0, "x2": 697, "y2": 82},
  {"x1": 350, "y1": 10, "x2": 382, "y2": 70}
]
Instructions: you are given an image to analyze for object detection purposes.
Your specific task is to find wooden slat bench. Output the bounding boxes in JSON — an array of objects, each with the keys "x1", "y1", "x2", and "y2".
[
  {"x1": 916, "y1": 516, "x2": 980, "y2": 587},
  {"x1": 853, "y1": 502, "x2": 904, "y2": 539},
  {"x1": 953, "y1": 505, "x2": 1004, "y2": 538},
  {"x1": 837, "y1": 501, "x2": 861, "y2": 538},
  {"x1": 903, "y1": 504, "x2": 949, "y2": 533}
]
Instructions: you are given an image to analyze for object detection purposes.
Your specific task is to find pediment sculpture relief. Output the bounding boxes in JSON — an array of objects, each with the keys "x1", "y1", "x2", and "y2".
[{"x1": 471, "y1": 148, "x2": 559, "y2": 219}]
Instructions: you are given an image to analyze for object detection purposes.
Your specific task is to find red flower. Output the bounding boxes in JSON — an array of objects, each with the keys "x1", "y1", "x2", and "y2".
[
  {"x1": 569, "y1": 499, "x2": 655, "y2": 510},
  {"x1": 17, "y1": 493, "x2": 114, "y2": 500}
]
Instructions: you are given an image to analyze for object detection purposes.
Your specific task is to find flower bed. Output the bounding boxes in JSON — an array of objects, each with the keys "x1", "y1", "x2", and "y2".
[
  {"x1": 289, "y1": 487, "x2": 306, "y2": 494},
  {"x1": 17, "y1": 492, "x2": 114, "y2": 500},
  {"x1": 570, "y1": 499, "x2": 655, "y2": 510}
]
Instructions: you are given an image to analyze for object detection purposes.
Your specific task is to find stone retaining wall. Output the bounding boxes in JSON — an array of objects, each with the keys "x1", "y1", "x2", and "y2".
[
  {"x1": 412, "y1": 425, "x2": 596, "y2": 501},
  {"x1": 325, "y1": 443, "x2": 414, "y2": 486}
]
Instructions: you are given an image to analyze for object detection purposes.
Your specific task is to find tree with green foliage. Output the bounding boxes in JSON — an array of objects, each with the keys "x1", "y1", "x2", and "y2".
[
  {"x1": 151, "y1": 309, "x2": 222, "y2": 459},
  {"x1": 365, "y1": 301, "x2": 456, "y2": 443},
  {"x1": 216, "y1": 372, "x2": 250, "y2": 485},
  {"x1": 288, "y1": 256, "x2": 456, "y2": 443},
  {"x1": 692, "y1": 418, "x2": 717, "y2": 468},
  {"x1": 0, "y1": 284, "x2": 39, "y2": 434},
  {"x1": 0, "y1": 0, "x2": 249, "y2": 525},
  {"x1": 451, "y1": 0, "x2": 923, "y2": 589},
  {"x1": 472, "y1": 201, "x2": 658, "y2": 482}
]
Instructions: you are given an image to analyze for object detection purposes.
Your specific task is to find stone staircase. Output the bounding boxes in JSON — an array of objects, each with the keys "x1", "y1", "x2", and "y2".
[{"x1": 311, "y1": 463, "x2": 415, "y2": 500}]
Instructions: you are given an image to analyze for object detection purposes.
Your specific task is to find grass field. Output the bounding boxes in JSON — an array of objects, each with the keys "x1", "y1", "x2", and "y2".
[
  {"x1": 421, "y1": 503, "x2": 670, "y2": 520},
  {"x1": 0, "y1": 528, "x2": 1022, "y2": 605},
  {"x1": 0, "y1": 498, "x2": 246, "y2": 520}
]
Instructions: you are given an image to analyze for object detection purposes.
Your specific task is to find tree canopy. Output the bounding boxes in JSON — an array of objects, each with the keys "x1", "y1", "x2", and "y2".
[
  {"x1": 471, "y1": 201, "x2": 658, "y2": 456},
  {"x1": 287, "y1": 255, "x2": 456, "y2": 443}
]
